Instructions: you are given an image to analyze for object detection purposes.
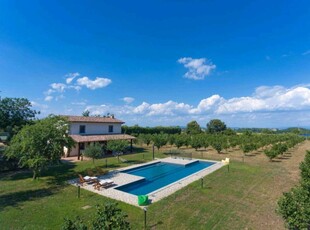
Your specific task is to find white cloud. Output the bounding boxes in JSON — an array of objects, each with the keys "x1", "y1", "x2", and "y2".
[
  {"x1": 77, "y1": 76, "x2": 112, "y2": 90},
  {"x1": 65, "y1": 72, "x2": 80, "y2": 84},
  {"x1": 122, "y1": 97, "x2": 135, "y2": 104},
  {"x1": 44, "y1": 96, "x2": 53, "y2": 101},
  {"x1": 178, "y1": 57, "x2": 216, "y2": 80},
  {"x1": 50, "y1": 83, "x2": 67, "y2": 92},
  {"x1": 87, "y1": 85, "x2": 310, "y2": 116},
  {"x1": 44, "y1": 73, "x2": 112, "y2": 101}
]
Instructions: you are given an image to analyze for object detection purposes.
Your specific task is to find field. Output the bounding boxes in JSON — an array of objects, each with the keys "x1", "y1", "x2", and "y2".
[{"x1": 0, "y1": 140, "x2": 309, "y2": 229}]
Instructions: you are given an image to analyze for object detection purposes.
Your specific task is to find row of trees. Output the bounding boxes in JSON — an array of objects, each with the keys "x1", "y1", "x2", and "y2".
[
  {"x1": 122, "y1": 119, "x2": 228, "y2": 136},
  {"x1": 122, "y1": 125, "x2": 182, "y2": 135},
  {"x1": 277, "y1": 151, "x2": 310, "y2": 229},
  {"x1": 136, "y1": 132, "x2": 304, "y2": 156}
]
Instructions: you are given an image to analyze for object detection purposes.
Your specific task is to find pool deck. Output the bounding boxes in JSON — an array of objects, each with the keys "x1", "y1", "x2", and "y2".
[{"x1": 69, "y1": 157, "x2": 224, "y2": 207}]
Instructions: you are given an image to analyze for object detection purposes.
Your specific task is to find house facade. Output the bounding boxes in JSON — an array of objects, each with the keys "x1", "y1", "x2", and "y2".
[{"x1": 64, "y1": 115, "x2": 135, "y2": 159}]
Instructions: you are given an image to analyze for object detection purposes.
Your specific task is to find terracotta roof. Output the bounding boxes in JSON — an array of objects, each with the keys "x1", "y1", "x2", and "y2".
[
  {"x1": 70, "y1": 134, "x2": 135, "y2": 143},
  {"x1": 64, "y1": 115, "x2": 124, "y2": 124}
]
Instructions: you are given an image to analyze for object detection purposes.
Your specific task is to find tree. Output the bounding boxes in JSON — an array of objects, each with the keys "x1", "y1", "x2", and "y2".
[
  {"x1": 277, "y1": 150, "x2": 310, "y2": 229},
  {"x1": 300, "y1": 151, "x2": 310, "y2": 182},
  {"x1": 83, "y1": 143, "x2": 103, "y2": 164},
  {"x1": 138, "y1": 134, "x2": 152, "y2": 146},
  {"x1": 211, "y1": 138, "x2": 223, "y2": 154},
  {"x1": 92, "y1": 203, "x2": 130, "y2": 230},
  {"x1": 190, "y1": 135, "x2": 203, "y2": 151},
  {"x1": 5, "y1": 115, "x2": 74, "y2": 179},
  {"x1": 106, "y1": 140, "x2": 128, "y2": 162},
  {"x1": 82, "y1": 110, "x2": 90, "y2": 117},
  {"x1": 206, "y1": 119, "x2": 227, "y2": 134},
  {"x1": 277, "y1": 185, "x2": 310, "y2": 229},
  {"x1": 152, "y1": 134, "x2": 167, "y2": 151},
  {"x1": 61, "y1": 202, "x2": 130, "y2": 230},
  {"x1": 106, "y1": 140, "x2": 128, "y2": 153},
  {"x1": 174, "y1": 135, "x2": 185, "y2": 149},
  {"x1": 0, "y1": 97, "x2": 38, "y2": 137},
  {"x1": 264, "y1": 149, "x2": 278, "y2": 161},
  {"x1": 186, "y1": 121, "x2": 202, "y2": 135}
]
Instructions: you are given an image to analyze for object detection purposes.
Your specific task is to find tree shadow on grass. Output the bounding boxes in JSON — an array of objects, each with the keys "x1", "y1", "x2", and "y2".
[
  {"x1": 0, "y1": 169, "x2": 33, "y2": 181},
  {"x1": 0, "y1": 187, "x2": 60, "y2": 212}
]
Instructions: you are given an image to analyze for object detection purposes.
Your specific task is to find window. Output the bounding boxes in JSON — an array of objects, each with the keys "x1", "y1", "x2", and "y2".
[
  {"x1": 109, "y1": 125, "x2": 113, "y2": 133},
  {"x1": 79, "y1": 125, "x2": 86, "y2": 134}
]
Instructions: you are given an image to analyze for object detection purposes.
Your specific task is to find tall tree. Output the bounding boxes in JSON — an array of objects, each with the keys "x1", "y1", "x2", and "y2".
[
  {"x1": 206, "y1": 119, "x2": 227, "y2": 134},
  {"x1": 186, "y1": 121, "x2": 202, "y2": 135},
  {"x1": 0, "y1": 97, "x2": 38, "y2": 137},
  {"x1": 5, "y1": 115, "x2": 74, "y2": 179}
]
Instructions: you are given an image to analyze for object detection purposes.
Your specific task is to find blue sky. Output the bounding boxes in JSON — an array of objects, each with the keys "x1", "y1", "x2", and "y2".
[{"x1": 1, "y1": 0, "x2": 310, "y2": 128}]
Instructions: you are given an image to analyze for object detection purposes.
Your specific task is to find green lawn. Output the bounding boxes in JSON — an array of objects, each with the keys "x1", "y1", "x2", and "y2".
[{"x1": 0, "y1": 144, "x2": 305, "y2": 229}]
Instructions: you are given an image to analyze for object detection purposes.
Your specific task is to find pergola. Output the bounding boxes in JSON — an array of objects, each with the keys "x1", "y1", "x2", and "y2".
[{"x1": 69, "y1": 134, "x2": 136, "y2": 160}]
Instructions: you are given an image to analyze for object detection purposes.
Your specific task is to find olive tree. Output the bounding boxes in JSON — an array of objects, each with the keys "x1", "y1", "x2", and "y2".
[{"x1": 83, "y1": 143, "x2": 103, "y2": 164}]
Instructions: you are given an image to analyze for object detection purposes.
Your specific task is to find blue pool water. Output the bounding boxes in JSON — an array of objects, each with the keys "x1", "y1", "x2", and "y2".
[{"x1": 116, "y1": 161, "x2": 215, "y2": 195}]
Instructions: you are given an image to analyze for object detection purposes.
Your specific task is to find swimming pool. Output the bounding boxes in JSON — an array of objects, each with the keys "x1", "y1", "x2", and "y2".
[{"x1": 116, "y1": 161, "x2": 215, "y2": 196}]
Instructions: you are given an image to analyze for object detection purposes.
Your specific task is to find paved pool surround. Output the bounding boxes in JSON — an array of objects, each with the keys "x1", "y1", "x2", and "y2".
[{"x1": 69, "y1": 157, "x2": 224, "y2": 207}]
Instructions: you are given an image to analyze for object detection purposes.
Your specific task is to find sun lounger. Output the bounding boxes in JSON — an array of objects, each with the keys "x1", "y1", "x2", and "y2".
[
  {"x1": 93, "y1": 179, "x2": 114, "y2": 190},
  {"x1": 78, "y1": 174, "x2": 98, "y2": 186}
]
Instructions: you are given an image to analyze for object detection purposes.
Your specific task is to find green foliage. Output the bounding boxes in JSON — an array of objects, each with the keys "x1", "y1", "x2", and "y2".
[
  {"x1": 92, "y1": 203, "x2": 130, "y2": 230},
  {"x1": 106, "y1": 140, "x2": 128, "y2": 153},
  {"x1": 211, "y1": 138, "x2": 223, "y2": 154},
  {"x1": 138, "y1": 134, "x2": 152, "y2": 146},
  {"x1": 174, "y1": 134, "x2": 186, "y2": 149},
  {"x1": 61, "y1": 203, "x2": 130, "y2": 230},
  {"x1": 122, "y1": 125, "x2": 181, "y2": 135},
  {"x1": 277, "y1": 151, "x2": 310, "y2": 229},
  {"x1": 83, "y1": 143, "x2": 103, "y2": 164},
  {"x1": 0, "y1": 97, "x2": 38, "y2": 138},
  {"x1": 264, "y1": 149, "x2": 278, "y2": 161},
  {"x1": 241, "y1": 143, "x2": 256, "y2": 155},
  {"x1": 82, "y1": 110, "x2": 90, "y2": 117},
  {"x1": 4, "y1": 115, "x2": 74, "y2": 179},
  {"x1": 186, "y1": 120, "x2": 202, "y2": 135},
  {"x1": 61, "y1": 216, "x2": 88, "y2": 230},
  {"x1": 190, "y1": 135, "x2": 204, "y2": 151},
  {"x1": 277, "y1": 185, "x2": 310, "y2": 229},
  {"x1": 152, "y1": 134, "x2": 168, "y2": 151},
  {"x1": 300, "y1": 151, "x2": 310, "y2": 182},
  {"x1": 206, "y1": 119, "x2": 227, "y2": 134}
]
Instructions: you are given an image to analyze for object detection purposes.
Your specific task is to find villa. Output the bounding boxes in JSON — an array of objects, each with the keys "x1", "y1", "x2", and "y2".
[{"x1": 64, "y1": 115, "x2": 135, "y2": 159}]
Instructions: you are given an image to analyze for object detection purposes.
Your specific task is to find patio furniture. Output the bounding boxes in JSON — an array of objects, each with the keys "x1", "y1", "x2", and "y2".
[
  {"x1": 93, "y1": 179, "x2": 114, "y2": 190},
  {"x1": 78, "y1": 174, "x2": 98, "y2": 186}
]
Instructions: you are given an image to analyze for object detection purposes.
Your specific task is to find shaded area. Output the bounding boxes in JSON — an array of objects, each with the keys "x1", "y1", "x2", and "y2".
[{"x1": 0, "y1": 187, "x2": 60, "y2": 212}]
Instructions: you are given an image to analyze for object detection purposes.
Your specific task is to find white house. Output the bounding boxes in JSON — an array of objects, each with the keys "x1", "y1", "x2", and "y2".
[{"x1": 64, "y1": 115, "x2": 135, "y2": 159}]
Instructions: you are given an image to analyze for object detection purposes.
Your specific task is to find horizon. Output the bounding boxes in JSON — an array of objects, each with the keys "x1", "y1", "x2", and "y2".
[{"x1": 1, "y1": 1, "x2": 310, "y2": 128}]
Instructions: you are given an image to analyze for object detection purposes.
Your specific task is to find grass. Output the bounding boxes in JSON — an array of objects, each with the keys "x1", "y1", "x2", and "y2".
[{"x1": 0, "y1": 142, "x2": 308, "y2": 229}]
